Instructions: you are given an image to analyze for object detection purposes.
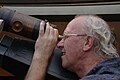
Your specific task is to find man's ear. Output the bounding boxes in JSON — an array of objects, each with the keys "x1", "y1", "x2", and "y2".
[{"x1": 83, "y1": 36, "x2": 94, "y2": 51}]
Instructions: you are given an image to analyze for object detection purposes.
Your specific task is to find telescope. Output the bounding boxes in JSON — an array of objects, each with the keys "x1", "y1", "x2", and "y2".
[
  {"x1": 0, "y1": 8, "x2": 63, "y2": 40},
  {"x1": 0, "y1": 8, "x2": 79, "y2": 80}
]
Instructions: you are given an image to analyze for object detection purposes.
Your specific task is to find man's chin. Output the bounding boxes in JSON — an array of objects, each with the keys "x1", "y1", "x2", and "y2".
[
  {"x1": 61, "y1": 57, "x2": 69, "y2": 69},
  {"x1": 61, "y1": 58, "x2": 74, "y2": 72}
]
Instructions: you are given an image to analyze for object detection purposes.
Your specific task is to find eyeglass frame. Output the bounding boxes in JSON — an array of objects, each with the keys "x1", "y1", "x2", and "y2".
[{"x1": 59, "y1": 33, "x2": 87, "y2": 41}]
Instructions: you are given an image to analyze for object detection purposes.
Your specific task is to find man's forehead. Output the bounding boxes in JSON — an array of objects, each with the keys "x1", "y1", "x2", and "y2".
[{"x1": 64, "y1": 17, "x2": 85, "y2": 34}]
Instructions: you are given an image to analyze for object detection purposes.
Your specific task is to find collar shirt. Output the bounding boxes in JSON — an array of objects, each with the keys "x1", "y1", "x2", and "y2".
[{"x1": 80, "y1": 58, "x2": 120, "y2": 80}]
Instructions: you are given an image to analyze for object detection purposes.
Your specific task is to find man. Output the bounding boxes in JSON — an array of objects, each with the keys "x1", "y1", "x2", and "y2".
[{"x1": 25, "y1": 15, "x2": 120, "y2": 80}]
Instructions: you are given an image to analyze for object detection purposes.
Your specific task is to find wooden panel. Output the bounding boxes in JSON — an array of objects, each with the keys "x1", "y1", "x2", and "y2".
[
  {"x1": 51, "y1": 22, "x2": 68, "y2": 35},
  {"x1": 0, "y1": 67, "x2": 14, "y2": 76},
  {"x1": 108, "y1": 22, "x2": 120, "y2": 54}
]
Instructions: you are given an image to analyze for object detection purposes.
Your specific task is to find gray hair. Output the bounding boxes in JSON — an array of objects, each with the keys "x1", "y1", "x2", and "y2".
[{"x1": 82, "y1": 15, "x2": 119, "y2": 58}]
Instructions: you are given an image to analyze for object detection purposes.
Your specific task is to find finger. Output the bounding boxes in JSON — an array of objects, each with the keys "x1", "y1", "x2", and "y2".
[
  {"x1": 45, "y1": 22, "x2": 50, "y2": 36},
  {"x1": 39, "y1": 21, "x2": 45, "y2": 37},
  {"x1": 49, "y1": 26, "x2": 54, "y2": 37},
  {"x1": 54, "y1": 28, "x2": 59, "y2": 40}
]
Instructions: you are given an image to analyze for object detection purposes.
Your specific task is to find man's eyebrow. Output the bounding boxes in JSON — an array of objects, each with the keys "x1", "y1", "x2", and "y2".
[
  {"x1": 63, "y1": 32, "x2": 67, "y2": 34},
  {"x1": 63, "y1": 32, "x2": 70, "y2": 34}
]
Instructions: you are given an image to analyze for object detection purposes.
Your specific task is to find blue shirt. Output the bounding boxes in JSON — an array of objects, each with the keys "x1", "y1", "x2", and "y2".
[{"x1": 81, "y1": 58, "x2": 120, "y2": 80}]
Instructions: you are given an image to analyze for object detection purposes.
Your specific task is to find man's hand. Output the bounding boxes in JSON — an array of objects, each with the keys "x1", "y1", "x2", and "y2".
[
  {"x1": 34, "y1": 21, "x2": 58, "y2": 60},
  {"x1": 25, "y1": 21, "x2": 58, "y2": 80}
]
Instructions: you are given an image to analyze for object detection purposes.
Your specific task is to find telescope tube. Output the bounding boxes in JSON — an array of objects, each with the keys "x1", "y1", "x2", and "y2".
[{"x1": 0, "y1": 8, "x2": 48, "y2": 40}]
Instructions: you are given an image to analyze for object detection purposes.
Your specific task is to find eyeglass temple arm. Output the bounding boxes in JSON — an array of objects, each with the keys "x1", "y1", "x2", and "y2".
[{"x1": 58, "y1": 35, "x2": 63, "y2": 39}]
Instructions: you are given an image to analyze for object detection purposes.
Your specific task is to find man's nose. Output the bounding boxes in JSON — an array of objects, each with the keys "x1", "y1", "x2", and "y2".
[{"x1": 57, "y1": 39, "x2": 64, "y2": 49}]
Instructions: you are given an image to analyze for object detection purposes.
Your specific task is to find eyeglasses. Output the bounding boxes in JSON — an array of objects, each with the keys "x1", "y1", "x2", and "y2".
[{"x1": 58, "y1": 33, "x2": 87, "y2": 41}]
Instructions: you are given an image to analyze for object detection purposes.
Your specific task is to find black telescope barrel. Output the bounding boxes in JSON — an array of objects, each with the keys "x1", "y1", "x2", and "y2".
[{"x1": 0, "y1": 8, "x2": 43, "y2": 40}]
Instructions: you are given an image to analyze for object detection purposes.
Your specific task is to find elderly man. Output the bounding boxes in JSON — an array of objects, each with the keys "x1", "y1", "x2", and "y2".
[{"x1": 25, "y1": 15, "x2": 120, "y2": 80}]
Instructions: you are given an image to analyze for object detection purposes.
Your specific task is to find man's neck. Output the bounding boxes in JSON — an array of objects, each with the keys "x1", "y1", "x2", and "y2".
[{"x1": 74, "y1": 52, "x2": 104, "y2": 78}]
